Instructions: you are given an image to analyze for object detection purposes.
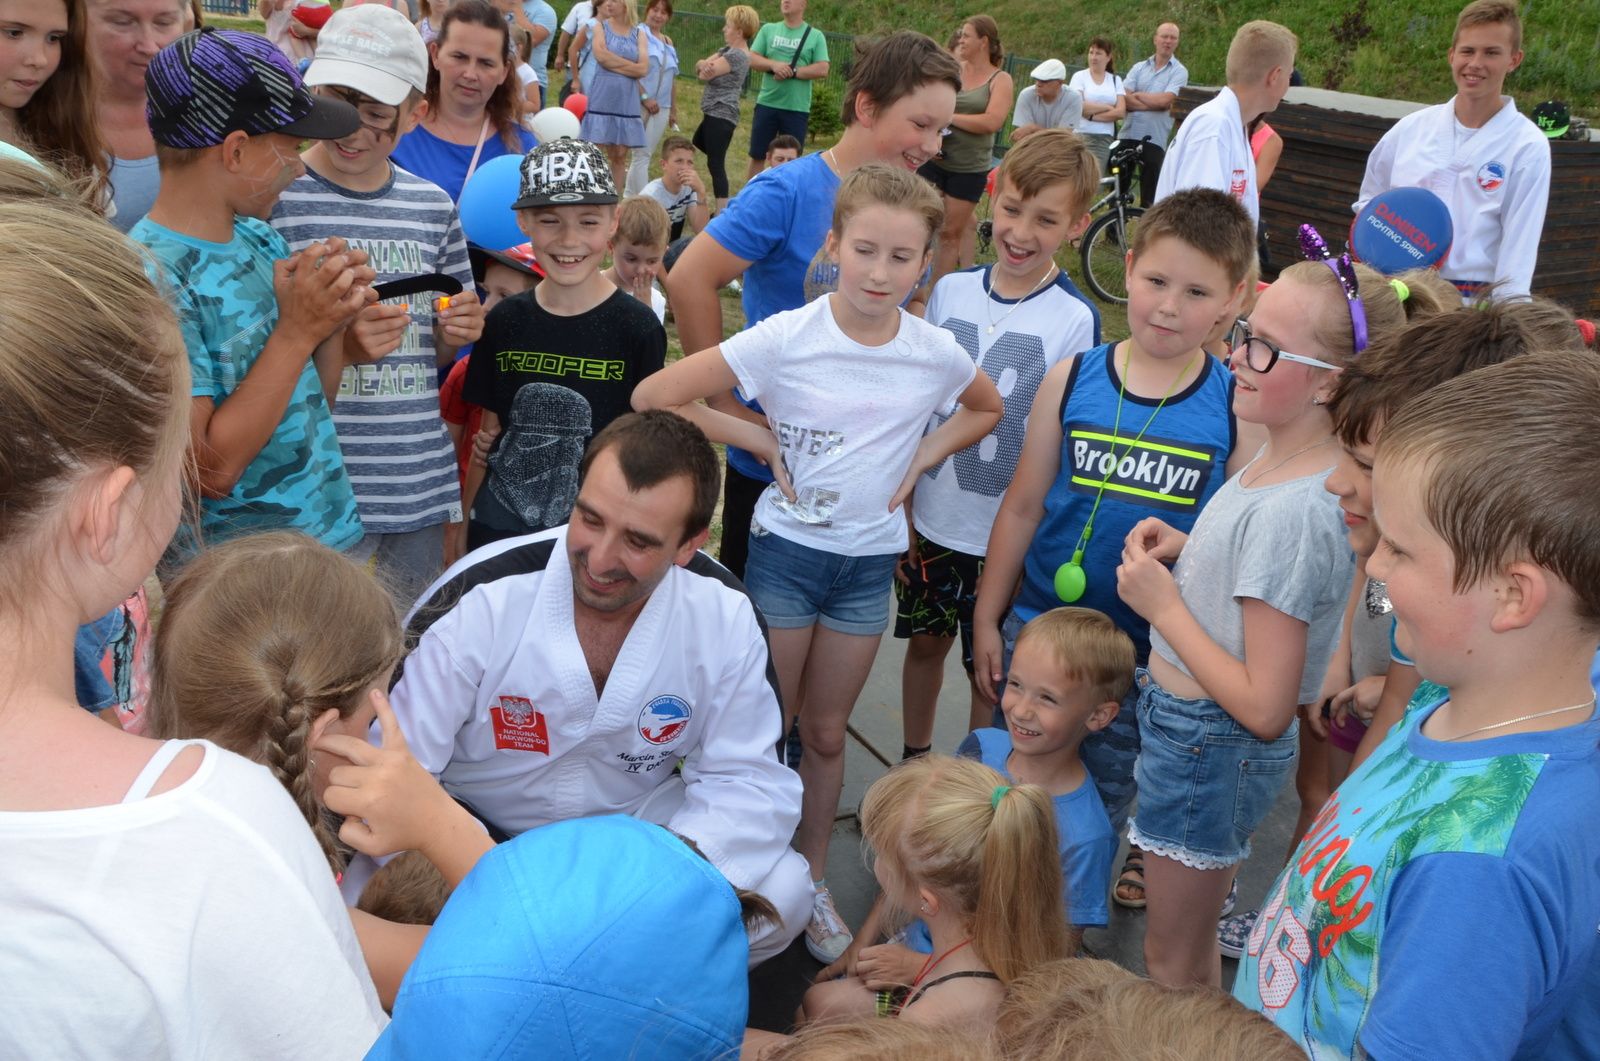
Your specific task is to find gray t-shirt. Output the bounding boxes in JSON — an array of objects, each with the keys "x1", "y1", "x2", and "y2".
[
  {"x1": 1121, "y1": 55, "x2": 1189, "y2": 145},
  {"x1": 1149, "y1": 463, "x2": 1355, "y2": 704},
  {"x1": 1012, "y1": 84, "x2": 1083, "y2": 133},
  {"x1": 699, "y1": 46, "x2": 749, "y2": 125}
]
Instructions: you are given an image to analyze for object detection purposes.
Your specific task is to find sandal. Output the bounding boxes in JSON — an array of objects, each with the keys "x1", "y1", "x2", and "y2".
[{"x1": 1113, "y1": 850, "x2": 1146, "y2": 909}]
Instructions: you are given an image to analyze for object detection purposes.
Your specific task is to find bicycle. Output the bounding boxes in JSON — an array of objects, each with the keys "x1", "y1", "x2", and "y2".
[{"x1": 1078, "y1": 138, "x2": 1151, "y2": 305}]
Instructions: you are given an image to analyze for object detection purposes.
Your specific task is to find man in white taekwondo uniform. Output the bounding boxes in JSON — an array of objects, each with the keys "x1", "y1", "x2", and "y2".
[
  {"x1": 389, "y1": 411, "x2": 811, "y2": 963},
  {"x1": 1355, "y1": 0, "x2": 1549, "y2": 301}
]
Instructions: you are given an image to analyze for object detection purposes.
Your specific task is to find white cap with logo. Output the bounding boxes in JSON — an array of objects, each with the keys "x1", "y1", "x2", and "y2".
[
  {"x1": 304, "y1": 4, "x2": 428, "y2": 107},
  {"x1": 1031, "y1": 58, "x2": 1068, "y2": 82}
]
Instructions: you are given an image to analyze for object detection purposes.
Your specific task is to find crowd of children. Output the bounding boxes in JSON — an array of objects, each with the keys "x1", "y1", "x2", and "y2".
[{"x1": 1, "y1": 0, "x2": 1598, "y2": 1057}]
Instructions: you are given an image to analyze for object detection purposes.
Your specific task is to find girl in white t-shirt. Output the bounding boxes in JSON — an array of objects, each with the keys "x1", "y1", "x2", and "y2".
[
  {"x1": 634, "y1": 164, "x2": 1003, "y2": 964},
  {"x1": 1069, "y1": 37, "x2": 1126, "y2": 172},
  {"x1": 0, "y1": 187, "x2": 386, "y2": 1056}
]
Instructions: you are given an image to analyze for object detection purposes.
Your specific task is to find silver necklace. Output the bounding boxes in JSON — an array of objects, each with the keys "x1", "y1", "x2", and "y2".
[
  {"x1": 1241, "y1": 437, "x2": 1333, "y2": 488},
  {"x1": 984, "y1": 264, "x2": 1056, "y2": 334},
  {"x1": 1442, "y1": 697, "x2": 1597, "y2": 741}
]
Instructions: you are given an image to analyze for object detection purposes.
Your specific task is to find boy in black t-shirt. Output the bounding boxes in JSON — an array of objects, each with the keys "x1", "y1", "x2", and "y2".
[{"x1": 463, "y1": 138, "x2": 667, "y2": 551}]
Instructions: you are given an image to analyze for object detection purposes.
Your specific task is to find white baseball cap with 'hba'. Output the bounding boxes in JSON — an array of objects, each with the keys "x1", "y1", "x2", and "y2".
[{"x1": 304, "y1": 4, "x2": 428, "y2": 107}]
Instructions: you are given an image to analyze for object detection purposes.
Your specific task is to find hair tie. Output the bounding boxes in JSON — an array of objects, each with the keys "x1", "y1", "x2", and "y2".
[
  {"x1": 990, "y1": 785, "x2": 1012, "y2": 809},
  {"x1": 1577, "y1": 319, "x2": 1596, "y2": 348},
  {"x1": 1390, "y1": 278, "x2": 1410, "y2": 302}
]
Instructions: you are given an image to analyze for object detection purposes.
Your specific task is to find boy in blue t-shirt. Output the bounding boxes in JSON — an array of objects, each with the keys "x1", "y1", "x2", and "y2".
[
  {"x1": 271, "y1": 6, "x2": 484, "y2": 606},
  {"x1": 819, "y1": 607, "x2": 1131, "y2": 980},
  {"x1": 1234, "y1": 352, "x2": 1600, "y2": 1058},
  {"x1": 131, "y1": 28, "x2": 372, "y2": 557}
]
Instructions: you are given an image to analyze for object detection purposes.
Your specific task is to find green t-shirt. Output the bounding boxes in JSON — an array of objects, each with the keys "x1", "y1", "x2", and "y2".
[{"x1": 751, "y1": 20, "x2": 829, "y2": 113}]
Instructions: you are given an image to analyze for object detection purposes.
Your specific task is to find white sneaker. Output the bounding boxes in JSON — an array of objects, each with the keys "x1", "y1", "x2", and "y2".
[
  {"x1": 725, "y1": 277, "x2": 742, "y2": 294},
  {"x1": 805, "y1": 885, "x2": 853, "y2": 963}
]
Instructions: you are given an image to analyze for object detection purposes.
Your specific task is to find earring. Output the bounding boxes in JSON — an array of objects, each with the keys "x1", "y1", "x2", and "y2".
[{"x1": 1311, "y1": 396, "x2": 1325, "y2": 406}]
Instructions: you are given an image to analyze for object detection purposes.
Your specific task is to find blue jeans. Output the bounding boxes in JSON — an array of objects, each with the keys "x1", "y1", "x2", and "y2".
[
  {"x1": 743, "y1": 523, "x2": 897, "y2": 636},
  {"x1": 1127, "y1": 668, "x2": 1298, "y2": 869}
]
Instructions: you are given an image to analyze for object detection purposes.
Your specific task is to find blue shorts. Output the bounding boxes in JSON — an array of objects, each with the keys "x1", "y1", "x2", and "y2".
[
  {"x1": 1127, "y1": 668, "x2": 1298, "y2": 869},
  {"x1": 748, "y1": 103, "x2": 809, "y2": 159},
  {"x1": 744, "y1": 522, "x2": 897, "y2": 636}
]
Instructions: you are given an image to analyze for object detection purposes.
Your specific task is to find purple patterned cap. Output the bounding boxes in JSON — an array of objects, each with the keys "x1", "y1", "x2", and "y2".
[{"x1": 145, "y1": 28, "x2": 360, "y2": 149}]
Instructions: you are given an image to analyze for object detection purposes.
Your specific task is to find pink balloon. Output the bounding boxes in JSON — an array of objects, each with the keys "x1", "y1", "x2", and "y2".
[{"x1": 564, "y1": 93, "x2": 588, "y2": 120}]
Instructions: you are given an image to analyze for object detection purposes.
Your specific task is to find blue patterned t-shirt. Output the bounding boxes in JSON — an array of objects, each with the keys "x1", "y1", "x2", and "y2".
[
  {"x1": 131, "y1": 215, "x2": 361, "y2": 555},
  {"x1": 1233, "y1": 694, "x2": 1600, "y2": 1058}
]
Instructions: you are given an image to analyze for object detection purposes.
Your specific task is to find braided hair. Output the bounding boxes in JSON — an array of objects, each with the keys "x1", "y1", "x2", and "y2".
[{"x1": 147, "y1": 533, "x2": 403, "y2": 874}]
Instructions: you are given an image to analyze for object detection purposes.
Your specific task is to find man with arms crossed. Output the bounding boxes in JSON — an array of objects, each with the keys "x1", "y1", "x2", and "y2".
[
  {"x1": 388, "y1": 412, "x2": 811, "y2": 963},
  {"x1": 1121, "y1": 22, "x2": 1188, "y2": 205}
]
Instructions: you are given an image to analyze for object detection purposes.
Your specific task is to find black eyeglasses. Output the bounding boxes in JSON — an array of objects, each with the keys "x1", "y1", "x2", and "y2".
[
  {"x1": 316, "y1": 85, "x2": 402, "y2": 137},
  {"x1": 1227, "y1": 319, "x2": 1340, "y2": 373}
]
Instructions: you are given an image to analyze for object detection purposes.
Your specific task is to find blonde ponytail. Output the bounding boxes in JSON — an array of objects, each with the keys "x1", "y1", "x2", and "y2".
[{"x1": 860, "y1": 756, "x2": 1070, "y2": 985}]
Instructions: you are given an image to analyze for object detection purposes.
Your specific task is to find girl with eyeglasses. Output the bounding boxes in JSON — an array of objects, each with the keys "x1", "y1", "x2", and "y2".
[{"x1": 1113, "y1": 242, "x2": 1452, "y2": 989}]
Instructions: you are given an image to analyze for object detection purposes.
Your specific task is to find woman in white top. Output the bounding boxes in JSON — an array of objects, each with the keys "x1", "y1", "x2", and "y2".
[
  {"x1": 0, "y1": 177, "x2": 385, "y2": 1059},
  {"x1": 1069, "y1": 35, "x2": 1126, "y2": 173}
]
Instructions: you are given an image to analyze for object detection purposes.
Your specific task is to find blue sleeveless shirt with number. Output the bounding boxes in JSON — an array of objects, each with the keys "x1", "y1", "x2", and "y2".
[{"x1": 1013, "y1": 342, "x2": 1234, "y2": 661}]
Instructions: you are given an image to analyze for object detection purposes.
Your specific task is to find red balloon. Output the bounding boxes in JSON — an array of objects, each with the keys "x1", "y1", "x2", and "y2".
[{"x1": 564, "y1": 93, "x2": 588, "y2": 120}]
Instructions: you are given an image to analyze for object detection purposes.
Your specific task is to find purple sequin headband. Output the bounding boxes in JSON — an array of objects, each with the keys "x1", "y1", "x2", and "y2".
[{"x1": 1298, "y1": 224, "x2": 1368, "y2": 355}]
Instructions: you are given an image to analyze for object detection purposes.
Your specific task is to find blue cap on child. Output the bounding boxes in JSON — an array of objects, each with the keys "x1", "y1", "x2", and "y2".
[{"x1": 366, "y1": 815, "x2": 751, "y2": 1060}]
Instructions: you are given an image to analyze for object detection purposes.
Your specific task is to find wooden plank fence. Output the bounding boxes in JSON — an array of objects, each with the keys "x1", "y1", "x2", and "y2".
[{"x1": 1174, "y1": 87, "x2": 1600, "y2": 318}]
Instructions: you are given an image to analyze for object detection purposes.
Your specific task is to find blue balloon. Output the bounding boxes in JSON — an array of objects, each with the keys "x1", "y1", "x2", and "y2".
[
  {"x1": 1350, "y1": 187, "x2": 1453, "y2": 274},
  {"x1": 458, "y1": 154, "x2": 527, "y2": 253}
]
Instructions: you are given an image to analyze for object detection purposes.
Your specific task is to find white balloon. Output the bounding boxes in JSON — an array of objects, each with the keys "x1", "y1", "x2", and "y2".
[{"x1": 529, "y1": 107, "x2": 581, "y2": 143}]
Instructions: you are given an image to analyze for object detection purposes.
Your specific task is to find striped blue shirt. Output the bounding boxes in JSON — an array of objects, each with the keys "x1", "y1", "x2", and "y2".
[{"x1": 272, "y1": 163, "x2": 472, "y2": 534}]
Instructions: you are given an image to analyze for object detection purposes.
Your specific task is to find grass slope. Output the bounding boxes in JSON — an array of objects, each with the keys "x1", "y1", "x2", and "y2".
[{"x1": 682, "y1": 0, "x2": 1599, "y2": 114}]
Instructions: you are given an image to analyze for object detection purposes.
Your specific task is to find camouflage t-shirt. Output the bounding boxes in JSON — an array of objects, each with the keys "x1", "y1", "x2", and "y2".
[{"x1": 131, "y1": 215, "x2": 361, "y2": 555}]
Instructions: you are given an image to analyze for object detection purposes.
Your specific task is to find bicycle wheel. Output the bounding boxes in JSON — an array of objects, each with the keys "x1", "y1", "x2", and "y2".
[{"x1": 1080, "y1": 206, "x2": 1145, "y2": 305}]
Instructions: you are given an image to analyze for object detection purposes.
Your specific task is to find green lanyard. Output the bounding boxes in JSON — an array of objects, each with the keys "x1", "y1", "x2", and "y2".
[{"x1": 1055, "y1": 344, "x2": 1199, "y2": 602}]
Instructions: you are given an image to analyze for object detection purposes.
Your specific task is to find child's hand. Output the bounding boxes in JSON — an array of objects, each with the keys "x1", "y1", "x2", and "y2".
[
  {"x1": 643, "y1": 97, "x2": 661, "y2": 115},
  {"x1": 275, "y1": 239, "x2": 367, "y2": 348},
  {"x1": 438, "y1": 288, "x2": 485, "y2": 349},
  {"x1": 1125, "y1": 516, "x2": 1187, "y2": 564},
  {"x1": 316, "y1": 690, "x2": 460, "y2": 859},
  {"x1": 624, "y1": 268, "x2": 655, "y2": 307},
  {"x1": 1117, "y1": 535, "x2": 1181, "y2": 624},
  {"x1": 856, "y1": 943, "x2": 921, "y2": 991},
  {"x1": 893, "y1": 538, "x2": 921, "y2": 587},
  {"x1": 471, "y1": 423, "x2": 500, "y2": 470},
  {"x1": 685, "y1": 168, "x2": 705, "y2": 197},
  {"x1": 814, "y1": 937, "x2": 865, "y2": 984},
  {"x1": 1302, "y1": 699, "x2": 1331, "y2": 739},
  {"x1": 753, "y1": 435, "x2": 796, "y2": 502},
  {"x1": 1331, "y1": 674, "x2": 1385, "y2": 725},
  {"x1": 345, "y1": 302, "x2": 411, "y2": 363},
  {"x1": 972, "y1": 621, "x2": 1005, "y2": 705},
  {"x1": 443, "y1": 521, "x2": 465, "y2": 568}
]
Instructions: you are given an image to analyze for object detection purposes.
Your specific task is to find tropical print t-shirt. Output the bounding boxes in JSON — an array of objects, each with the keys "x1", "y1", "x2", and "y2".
[
  {"x1": 1233, "y1": 694, "x2": 1600, "y2": 1059},
  {"x1": 131, "y1": 216, "x2": 361, "y2": 556}
]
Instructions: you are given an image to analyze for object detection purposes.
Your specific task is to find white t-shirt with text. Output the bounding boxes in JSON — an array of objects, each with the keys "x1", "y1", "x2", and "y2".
[{"x1": 720, "y1": 296, "x2": 977, "y2": 557}]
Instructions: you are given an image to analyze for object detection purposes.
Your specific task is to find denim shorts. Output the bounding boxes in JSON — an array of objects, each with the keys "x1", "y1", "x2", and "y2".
[
  {"x1": 744, "y1": 522, "x2": 898, "y2": 636},
  {"x1": 1126, "y1": 668, "x2": 1298, "y2": 869}
]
